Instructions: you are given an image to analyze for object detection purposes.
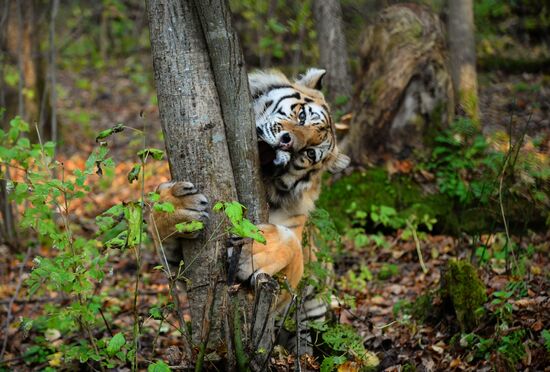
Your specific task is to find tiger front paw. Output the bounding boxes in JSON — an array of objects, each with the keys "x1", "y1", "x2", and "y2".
[
  {"x1": 234, "y1": 224, "x2": 304, "y2": 290},
  {"x1": 151, "y1": 181, "x2": 209, "y2": 241}
]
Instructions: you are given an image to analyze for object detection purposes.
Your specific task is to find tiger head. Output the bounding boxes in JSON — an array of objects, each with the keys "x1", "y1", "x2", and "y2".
[{"x1": 249, "y1": 68, "x2": 350, "y2": 213}]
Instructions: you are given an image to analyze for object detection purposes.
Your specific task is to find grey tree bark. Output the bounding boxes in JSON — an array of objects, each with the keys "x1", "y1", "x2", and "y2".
[
  {"x1": 312, "y1": 0, "x2": 352, "y2": 108},
  {"x1": 446, "y1": 0, "x2": 479, "y2": 123},
  {"x1": 193, "y1": 0, "x2": 267, "y2": 224},
  {"x1": 146, "y1": 0, "x2": 277, "y2": 369}
]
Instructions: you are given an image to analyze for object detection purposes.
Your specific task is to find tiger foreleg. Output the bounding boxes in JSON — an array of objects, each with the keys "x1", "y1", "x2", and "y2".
[{"x1": 236, "y1": 224, "x2": 304, "y2": 292}]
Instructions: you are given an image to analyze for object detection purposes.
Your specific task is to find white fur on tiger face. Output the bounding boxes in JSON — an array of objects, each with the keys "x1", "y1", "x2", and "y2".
[{"x1": 249, "y1": 68, "x2": 350, "y2": 216}]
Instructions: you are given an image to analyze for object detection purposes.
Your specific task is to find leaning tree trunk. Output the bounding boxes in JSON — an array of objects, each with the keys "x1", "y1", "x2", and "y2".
[
  {"x1": 312, "y1": 0, "x2": 352, "y2": 109},
  {"x1": 146, "y1": 0, "x2": 277, "y2": 369},
  {"x1": 446, "y1": 0, "x2": 479, "y2": 123},
  {"x1": 347, "y1": 4, "x2": 454, "y2": 165}
]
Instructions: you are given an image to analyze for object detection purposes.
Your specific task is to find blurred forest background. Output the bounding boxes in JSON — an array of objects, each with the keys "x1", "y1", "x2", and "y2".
[{"x1": 0, "y1": 0, "x2": 549, "y2": 371}]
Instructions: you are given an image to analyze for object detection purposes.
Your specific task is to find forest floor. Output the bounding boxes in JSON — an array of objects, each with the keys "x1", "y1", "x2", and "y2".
[{"x1": 0, "y1": 67, "x2": 549, "y2": 371}]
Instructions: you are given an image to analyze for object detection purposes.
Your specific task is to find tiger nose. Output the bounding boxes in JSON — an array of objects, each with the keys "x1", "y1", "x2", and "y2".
[{"x1": 278, "y1": 132, "x2": 293, "y2": 150}]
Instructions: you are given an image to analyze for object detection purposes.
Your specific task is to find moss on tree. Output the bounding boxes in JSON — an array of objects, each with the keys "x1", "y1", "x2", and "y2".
[{"x1": 441, "y1": 259, "x2": 487, "y2": 332}]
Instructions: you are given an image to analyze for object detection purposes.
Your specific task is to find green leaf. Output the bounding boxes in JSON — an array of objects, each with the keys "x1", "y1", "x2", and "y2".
[
  {"x1": 175, "y1": 221, "x2": 204, "y2": 233},
  {"x1": 125, "y1": 202, "x2": 144, "y2": 247},
  {"x1": 149, "y1": 306, "x2": 163, "y2": 320},
  {"x1": 214, "y1": 201, "x2": 265, "y2": 244},
  {"x1": 213, "y1": 201, "x2": 224, "y2": 212},
  {"x1": 148, "y1": 360, "x2": 171, "y2": 372},
  {"x1": 127, "y1": 164, "x2": 141, "y2": 184},
  {"x1": 95, "y1": 123, "x2": 125, "y2": 142},
  {"x1": 153, "y1": 202, "x2": 175, "y2": 213},
  {"x1": 230, "y1": 219, "x2": 266, "y2": 244},
  {"x1": 542, "y1": 329, "x2": 550, "y2": 351},
  {"x1": 320, "y1": 355, "x2": 346, "y2": 372},
  {"x1": 137, "y1": 148, "x2": 164, "y2": 161},
  {"x1": 148, "y1": 192, "x2": 160, "y2": 202},
  {"x1": 107, "y1": 333, "x2": 126, "y2": 356}
]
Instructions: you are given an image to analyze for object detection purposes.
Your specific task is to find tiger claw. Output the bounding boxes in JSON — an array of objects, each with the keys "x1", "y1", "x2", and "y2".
[
  {"x1": 153, "y1": 180, "x2": 210, "y2": 240},
  {"x1": 226, "y1": 236, "x2": 252, "y2": 285}
]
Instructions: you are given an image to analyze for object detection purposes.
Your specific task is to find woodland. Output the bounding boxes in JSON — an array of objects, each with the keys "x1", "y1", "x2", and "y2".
[{"x1": 0, "y1": 0, "x2": 549, "y2": 371}]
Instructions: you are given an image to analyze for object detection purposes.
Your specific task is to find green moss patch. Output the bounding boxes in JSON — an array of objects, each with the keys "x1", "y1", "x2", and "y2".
[
  {"x1": 441, "y1": 260, "x2": 487, "y2": 332},
  {"x1": 318, "y1": 168, "x2": 453, "y2": 233}
]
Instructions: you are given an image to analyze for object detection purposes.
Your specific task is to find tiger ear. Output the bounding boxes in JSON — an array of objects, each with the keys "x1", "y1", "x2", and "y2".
[
  {"x1": 296, "y1": 68, "x2": 326, "y2": 90},
  {"x1": 329, "y1": 152, "x2": 350, "y2": 174}
]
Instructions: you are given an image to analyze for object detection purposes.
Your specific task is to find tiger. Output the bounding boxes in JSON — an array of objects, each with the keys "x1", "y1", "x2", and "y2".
[{"x1": 151, "y1": 68, "x2": 349, "y2": 354}]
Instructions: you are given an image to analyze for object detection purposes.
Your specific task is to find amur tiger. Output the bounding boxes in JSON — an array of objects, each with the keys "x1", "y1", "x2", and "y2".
[{"x1": 151, "y1": 68, "x2": 349, "y2": 354}]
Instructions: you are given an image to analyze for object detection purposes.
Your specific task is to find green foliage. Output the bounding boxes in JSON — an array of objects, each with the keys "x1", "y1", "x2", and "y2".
[
  {"x1": 338, "y1": 266, "x2": 373, "y2": 292},
  {"x1": 460, "y1": 329, "x2": 527, "y2": 366},
  {"x1": 175, "y1": 221, "x2": 204, "y2": 234},
  {"x1": 0, "y1": 118, "x2": 175, "y2": 368},
  {"x1": 319, "y1": 324, "x2": 379, "y2": 371},
  {"x1": 148, "y1": 360, "x2": 171, "y2": 372},
  {"x1": 542, "y1": 330, "x2": 550, "y2": 352},
  {"x1": 137, "y1": 148, "x2": 165, "y2": 161},
  {"x1": 428, "y1": 117, "x2": 500, "y2": 203},
  {"x1": 213, "y1": 201, "x2": 266, "y2": 244},
  {"x1": 229, "y1": 0, "x2": 318, "y2": 72},
  {"x1": 106, "y1": 333, "x2": 126, "y2": 357},
  {"x1": 304, "y1": 208, "x2": 341, "y2": 291},
  {"x1": 378, "y1": 263, "x2": 399, "y2": 280},
  {"x1": 95, "y1": 123, "x2": 125, "y2": 142},
  {"x1": 318, "y1": 168, "x2": 451, "y2": 234}
]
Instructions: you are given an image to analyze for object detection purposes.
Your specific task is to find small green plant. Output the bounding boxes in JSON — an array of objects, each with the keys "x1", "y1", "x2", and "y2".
[
  {"x1": 339, "y1": 266, "x2": 373, "y2": 292},
  {"x1": 378, "y1": 263, "x2": 399, "y2": 280},
  {"x1": 319, "y1": 324, "x2": 379, "y2": 372},
  {"x1": 542, "y1": 329, "x2": 550, "y2": 353},
  {"x1": 428, "y1": 117, "x2": 501, "y2": 203},
  {"x1": 0, "y1": 118, "x2": 193, "y2": 369},
  {"x1": 213, "y1": 201, "x2": 266, "y2": 244}
]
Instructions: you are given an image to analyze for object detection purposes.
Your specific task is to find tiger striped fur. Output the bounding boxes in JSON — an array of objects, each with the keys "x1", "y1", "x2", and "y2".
[{"x1": 151, "y1": 68, "x2": 349, "y2": 355}]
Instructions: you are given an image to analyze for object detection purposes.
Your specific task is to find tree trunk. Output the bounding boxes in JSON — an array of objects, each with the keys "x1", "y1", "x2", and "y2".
[
  {"x1": 2, "y1": 0, "x2": 52, "y2": 138},
  {"x1": 146, "y1": 0, "x2": 276, "y2": 369},
  {"x1": 446, "y1": 0, "x2": 479, "y2": 123},
  {"x1": 312, "y1": 0, "x2": 352, "y2": 109},
  {"x1": 347, "y1": 4, "x2": 454, "y2": 165}
]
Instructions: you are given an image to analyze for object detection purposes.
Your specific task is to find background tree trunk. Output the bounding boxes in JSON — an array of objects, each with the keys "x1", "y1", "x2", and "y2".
[
  {"x1": 446, "y1": 0, "x2": 479, "y2": 123},
  {"x1": 146, "y1": 0, "x2": 276, "y2": 369},
  {"x1": 347, "y1": 4, "x2": 454, "y2": 165},
  {"x1": 2, "y1": 0, "x2": 52, "y2": 139},
  {"x1": 312, "y1": 0, "x2": 352, "y2": 109}
]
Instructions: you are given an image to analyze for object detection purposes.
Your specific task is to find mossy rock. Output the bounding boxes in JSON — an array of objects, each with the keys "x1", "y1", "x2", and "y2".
[
  {"x1": 318, "y1": 168, "x2": 454, "y2": 233},
  {"x1": 441, "y1": 260, "x2": 487, "y2": 332},
  {"x1": 410, "y1": 294, "x2": 434, "y2": 323},
  {"x1": 318, "y1": 168, "x2": 547, "y2": 235}
]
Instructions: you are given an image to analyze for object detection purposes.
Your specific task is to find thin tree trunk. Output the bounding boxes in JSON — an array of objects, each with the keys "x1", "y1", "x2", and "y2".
[
  {"x1": 446, "y1": 0, "x2": 479, "y2": 123},
  {"x1": 147, "y1": 0, "x2": 238, "y2": 349},
  {"x1": 0, "y1": 0, "x2": 18, "y2": 249},
  {"x1": 192, "y1": 0, "x2": 267, "y2": 224},
  {"x1": 312, "y1": 0, "x2": 352, "y2": 108},
  {"x1": 48, "y1": 0, "x2": 59, "y2": 148},
  {"x1": 146, "y1": 0, "x2": 277, "y2": 368}
]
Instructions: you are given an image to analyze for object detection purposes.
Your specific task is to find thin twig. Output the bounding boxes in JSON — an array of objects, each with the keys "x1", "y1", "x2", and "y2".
[
  {"x1": 0, "y1": 245, "x2": 32, "y2": 361},
  {"x1": 149, "y1": 213, "x2": 193, "y2": 357},
  {"x1": 195, "y1": 277, "x2": 218, "y2": 372},
  {"x1": 15, "y1": 0, "x2": 24, "y2": 117},
  {"x1": 49, "y1": 0, "x2": 59, "y2": 147},
  {"x1": 407, "y1": 219, "x2": 428, "y2": 274}
]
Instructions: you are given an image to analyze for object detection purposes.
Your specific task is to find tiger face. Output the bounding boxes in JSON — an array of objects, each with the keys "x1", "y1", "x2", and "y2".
[{"x1": 249, "y1": 69, "x2": 350, "y2": 212}]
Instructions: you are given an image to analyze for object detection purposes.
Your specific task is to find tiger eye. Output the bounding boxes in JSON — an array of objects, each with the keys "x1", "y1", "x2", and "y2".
[{"x1": 306, "y1": 149, "x2": 316, "y2": 160}]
